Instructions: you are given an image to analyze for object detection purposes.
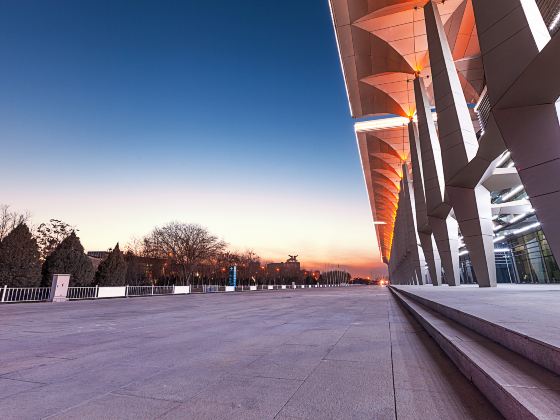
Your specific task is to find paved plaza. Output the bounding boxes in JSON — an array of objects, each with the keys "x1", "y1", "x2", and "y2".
[{"x1": 0, "y1": 287, "x2": 500, "y2": 419}]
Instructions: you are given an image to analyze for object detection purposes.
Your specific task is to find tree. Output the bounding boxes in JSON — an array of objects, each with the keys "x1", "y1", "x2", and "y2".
[
  {"x1": 94, "y1": 243, "x2": 127, "y2": 286},
  {"x1": 41, "y1": 232, "x2": 94, "y2": 287},
  {"x1": 0, "y1": 223, "x2": 41, "y2": 287},
  {"x1": 144, "y1": 222, "x2": 226, "y2": 285},
  {"x1": 35, "y1": 219, "x2": 75, "y2": 259},
  {"x1": 124, "y1": 251, "x2": 147, "y2": 286},
  {"x1": 0, "y1": 204, "x2": 30, "y2": 241}
]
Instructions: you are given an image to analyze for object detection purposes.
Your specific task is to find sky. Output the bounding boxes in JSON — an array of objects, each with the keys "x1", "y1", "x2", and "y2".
[{"x1": 0, "y1": 0, "x2": 386, "y2": 277}]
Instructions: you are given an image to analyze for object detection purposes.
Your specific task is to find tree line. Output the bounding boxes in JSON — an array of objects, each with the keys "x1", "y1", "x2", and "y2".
[{"x1": 0, "y1": 204, "x2": 282, "y2": 288}]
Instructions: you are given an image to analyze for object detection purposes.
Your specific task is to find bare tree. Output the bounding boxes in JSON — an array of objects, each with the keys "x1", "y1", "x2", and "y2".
[
  {"x1": 145, "y1": 222, "x2": 227, "y2": 285},
  {"x1": 124, "y1": 236, "x2": 148, "y2": 256},
  {"x1": 34, "y1": 219, "x2": 75, "y2": 259},
  {"x1": 0, "y1": 204, "x2": 30, "y2": 241}
]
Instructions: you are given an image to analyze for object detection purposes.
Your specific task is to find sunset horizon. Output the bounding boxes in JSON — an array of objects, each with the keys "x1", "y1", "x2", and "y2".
[{"x1": 1, "y1": 1, "x2": 387, "y2": 278}]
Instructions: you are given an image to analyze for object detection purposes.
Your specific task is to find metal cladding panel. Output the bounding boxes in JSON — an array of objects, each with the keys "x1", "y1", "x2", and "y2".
[{"x1": 331, "y1": 0, "x2": 484, "y2": 262}]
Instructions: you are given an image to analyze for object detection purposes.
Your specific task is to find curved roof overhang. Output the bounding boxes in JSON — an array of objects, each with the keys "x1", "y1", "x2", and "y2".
[{"x1": 334, "y1": 0, "x2": 484, "y2": 262}]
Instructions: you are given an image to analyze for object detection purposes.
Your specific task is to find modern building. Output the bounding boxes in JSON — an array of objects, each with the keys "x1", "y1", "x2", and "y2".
[
  {"x1": 329, "y1": 0, "x2": 560, "y2": 286},
  {"x1": 266, "y1": 255, "x2": 302, "y2": 276}
]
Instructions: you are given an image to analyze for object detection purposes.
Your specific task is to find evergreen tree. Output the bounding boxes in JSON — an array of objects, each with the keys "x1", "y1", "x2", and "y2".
[
  {"x1": 0, "y1": 223, "x2": 41, "y2": 287},
  {"x1": 41, "y1": 232, "x2": 94, "y2": 286},
  {"x1": 95, "y1": 243, "x2": 127, "y2": 286},
  {"x1": 125, "y1": 251, "x2": 146, "y2": 285}
]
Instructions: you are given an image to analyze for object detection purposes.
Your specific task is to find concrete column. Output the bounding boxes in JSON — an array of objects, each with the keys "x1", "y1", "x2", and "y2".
[
  {"x1": 429, "y1": 215, "x2": 460, "y2": 286},
  {"x1": 408, "y1": 120, "x2": 442, "y2": 285},
  {"x1": 424, "y1": 1, "x2": 497, "y2": 287},
  {"x1": 429, "y1": 235, "x2": 441, "y2": 285},
  {"x1": 395, "y1": 181, "x2": 410, "y2": 284},
  {"x1": 402, "y1": 163, "x2": 427, "y2": 284},
  {"x1": 472, "y1": 0, "x2": 560, "y2": 263},
  {"x1": 390, "y1": 180, "x2": 419, "y2": 285},
  {"x1": 413, "y1": 76, "x2": 460, "y2": 286}
]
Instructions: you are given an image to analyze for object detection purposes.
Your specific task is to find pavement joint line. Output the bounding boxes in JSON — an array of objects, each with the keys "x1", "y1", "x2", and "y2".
[
  {"x1": 111, "y1": 390, "x2": 187, "y2": 404},
  {"x1": 388, "y1": 295, "x2": 399, "y2": 420},
  {"x1": 214, "y1": 373, "x2": 305, "y2": 383},
  {"x1": 154, "y1": 402, "x2": 185, "y2": 420},
  {"x1": 42, "y1": 390, "x2": 115, "y2": 419},
  {"x1": 44, "y1": 372, "x2": 188, "y2": 419},
  {"x1": 272, "y1": 319, "x2": 355, "y2": 419},
  {"x1": 0, "y1": 376, "x2": 49, "y2": 386}
]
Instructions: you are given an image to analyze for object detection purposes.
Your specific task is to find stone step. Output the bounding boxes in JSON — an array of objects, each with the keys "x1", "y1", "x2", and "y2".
[
  {"x1": 392, "y1": 286, "x2": 560, "y2": 377},
  {"x1": 390, "y1": 287, "x2": 560, "y2": 420}
]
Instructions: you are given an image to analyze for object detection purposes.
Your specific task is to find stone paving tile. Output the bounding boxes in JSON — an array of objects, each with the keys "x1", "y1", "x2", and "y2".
[
  {"x1": 285, "y1": 328, "x2": 345, "y2": 346},
  {"x1": 159, "y1": 399, "x2": 255, "y2": 420},
  {"x1": 324, "y1": 336, "x2": 392, "y2": 364},
  {"x1": 115, "y1": 367, "x2": 226, "y2": 402},
  {"x1": 3, "y1": 356, "x2": 161, "y2": 388},
  {"x1": 50, "y1": 393, "x2": 180, "y2": 420},
  {"x1": 0, "y1": 377, "x2": 45, "y2": 400},
  {"x1": 0, "y1": 378, "x2": 127, "y2": 419},
  {"x1": 236, "y1": 344, "x2": 330, "y2": 380},
  {"x1": 395, "y1": 388, "x2": 503, "y2": 420},
  {"x1": 277, "y1": 359, "x2": 395, "y2": 420},
  {"x1": 190, "y1": 374, "x2": 302, "y2": 419},
  {"x1": 0, "y1": 355, "x2": 62, "y2": 376},
  {"x1": 344, "y1": 323, "x2": 391, "y2": 340}
]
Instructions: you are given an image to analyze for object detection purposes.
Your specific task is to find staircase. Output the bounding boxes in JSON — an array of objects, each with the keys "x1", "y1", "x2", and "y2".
[{"x1": 390, "y1": 286, "x2": 560, "y2": 420}]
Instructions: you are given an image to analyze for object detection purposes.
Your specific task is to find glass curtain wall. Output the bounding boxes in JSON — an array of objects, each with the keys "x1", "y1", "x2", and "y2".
[{"x1": 459, "y1": 228, "x2": 560, "y2": 284}]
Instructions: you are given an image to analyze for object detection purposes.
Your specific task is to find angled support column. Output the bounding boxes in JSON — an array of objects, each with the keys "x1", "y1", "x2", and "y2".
[
  {"x1": 429, "y1": 235, "x2": 440, "y2": 285},
  {"x1": 472, "y1": 0, "x2": 560, "y2": 263},
  {"x1": 389, "y1": 191, "x2": 404, "y2": 284},
  {"x1": 388, "y1": 197, "x2": 401, "y2": 284},
  {"x1": 408, "y1": 120, "x2": 441, "y2": 285},
  {"x1": 402, "y1": 163, "x2": 427, "y2": 285},
  {"x1": 413, "y1": 76, "x2": 460, "y2": 286},
  {"x1": 424, "y1": 1, "x2": 496, "y2": 287},
  {"x1": 396, "y1": 179, "x2": 412, "y2": 284}
]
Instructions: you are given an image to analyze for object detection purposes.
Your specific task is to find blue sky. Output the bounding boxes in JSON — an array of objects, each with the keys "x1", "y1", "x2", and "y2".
[{"x1": 0, "y1": 0, "x2": 385, "y2": 276}]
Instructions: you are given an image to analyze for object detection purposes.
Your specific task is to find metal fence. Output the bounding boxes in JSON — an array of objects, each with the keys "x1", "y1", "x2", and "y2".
[
  {"x1": 1, "y1": 283, "x2": 348, "y2": 304},
  {"x1": 1, "y1": 286, "x2": 51, "y2": 303},
  {"x1": 202, "y1": 285, "x2": 224, "y2": 293},
  {"x1": 67, "y1": 287, "x2": 98, "y2": 300},
  {"x1": 126, "y1": 285, "x2": 174, "y2": 297}
]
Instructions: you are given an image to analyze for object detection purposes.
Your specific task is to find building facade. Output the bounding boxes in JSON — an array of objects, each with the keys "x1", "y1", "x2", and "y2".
[{"x1": 330, "y1": 0, "x2": 560, "y2": 286}]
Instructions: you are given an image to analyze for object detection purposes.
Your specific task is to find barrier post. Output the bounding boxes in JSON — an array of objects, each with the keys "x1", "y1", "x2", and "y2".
[
  {"x1": 1, "y1": 285, "x2": 6, "y2": 302},
  {"x1": 95, "y1": 285, "x2": 99, "y2": 298}
]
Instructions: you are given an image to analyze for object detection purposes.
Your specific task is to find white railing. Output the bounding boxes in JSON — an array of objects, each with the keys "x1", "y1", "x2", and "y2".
[
  {"x1": 202, "y1": 285, "x2": 222, "y2": 293},
  {"x1": 126, "y1": 285, "x2": 174, "y2": 296},
  {"x1": 67, "y1": 286, "x2": 98, "y2": 300},
  {"x1": 1, "y1": 282, "x2": 345, "y2": 304},
  {"x1": 1, "y1": 286, "x2": 51, "y2": 303}
]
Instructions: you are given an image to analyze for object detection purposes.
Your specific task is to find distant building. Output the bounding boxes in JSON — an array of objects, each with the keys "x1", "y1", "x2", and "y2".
[
  {"x1": 267, "y1": 255, "x2": 301, "y2": 276},
  {"x1": 87, "y1": 251, "x2": 110, "y2": 259}
]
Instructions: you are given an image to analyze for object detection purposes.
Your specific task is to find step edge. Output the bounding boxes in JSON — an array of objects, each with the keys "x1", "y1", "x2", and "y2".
[
  {"x1": 390, "y1": 286, "x2": 560, "y2": 377},
  {"x1": 390, "y1": 288, "x2": 542, "y2": 420}
]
